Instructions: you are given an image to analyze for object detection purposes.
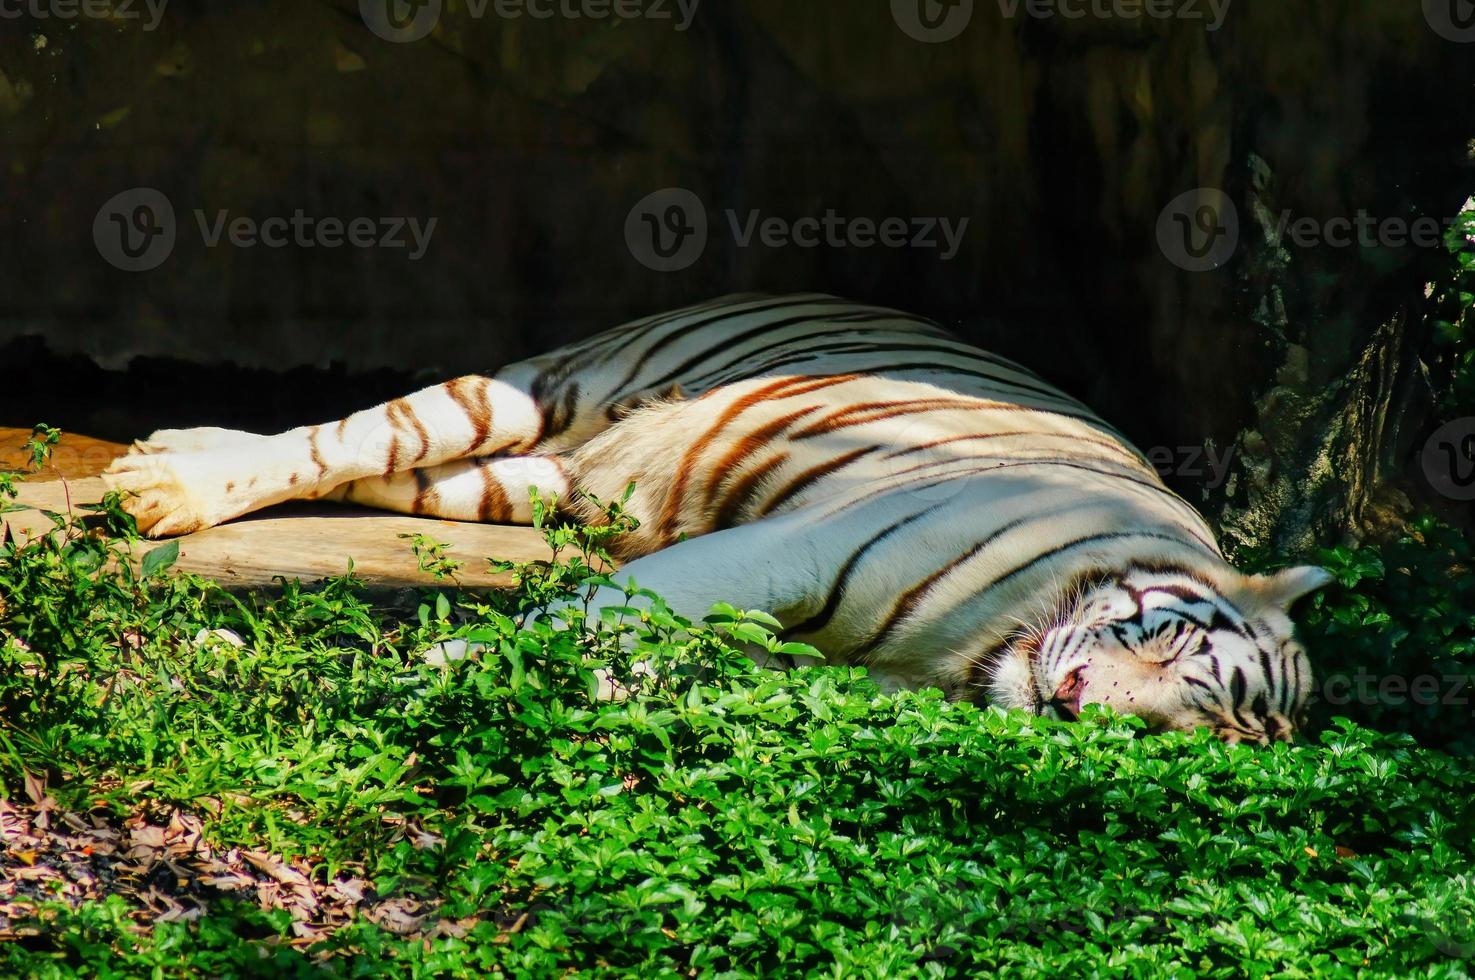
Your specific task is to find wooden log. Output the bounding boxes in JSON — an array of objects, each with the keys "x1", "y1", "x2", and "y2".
[
  {"x1": 0, "y1": 427, "x2": 129, "y2": 480},
  {"x1": 1, "y1": 429, "x2": 561, "y2": 591}
]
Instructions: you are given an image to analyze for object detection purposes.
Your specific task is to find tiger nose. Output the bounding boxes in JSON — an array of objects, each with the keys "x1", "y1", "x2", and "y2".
[{"x1": 1052, "y1": 667, "x2": 1088, "y2": 719}]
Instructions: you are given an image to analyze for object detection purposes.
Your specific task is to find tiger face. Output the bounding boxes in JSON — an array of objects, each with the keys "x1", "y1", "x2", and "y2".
[{"x1": 988, "y1": 565, "x2": 1333, "y2": 744}]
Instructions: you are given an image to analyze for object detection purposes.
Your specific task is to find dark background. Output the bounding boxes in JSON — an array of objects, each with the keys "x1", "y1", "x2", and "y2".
[{"x1": 1, "y1": 0, "x2": 1472, "y2": 550}]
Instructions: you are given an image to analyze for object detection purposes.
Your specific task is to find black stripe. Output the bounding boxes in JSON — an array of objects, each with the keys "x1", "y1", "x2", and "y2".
[
  {"x1": 953, "y1": 531, "x2": 1223, "y2": 615},
  {"x1": 553, "y1": 294, "x2": 752, "y2": 376},
  {"x1": 689, "y1": 333, "x2": 1055, "y2": 396},
  {"x1": 869, "y1": 457, "x2": 1218, "y2": 555},
  {"x1": 760, "y1": 444, "x2": 881, "y2": 516},
  {"x1": 1284, "y1": 651, "x2": 1301, "y2": 714},
  {"x1": 679, "y1": 318, "x2": 932, "y2": 390},
  {"x1": 859, "y1": 515, "x2": 1038, "y2": 657},
  {"x1": 1184, "y1": 676, "x2": 1215, "y2": 694},
  {"x1": 1251, "y1": 692, "x2": 1270, "y2": 718},
  {"x1": 603, "y1": 296, "x2": 855, "y2": 402},
  {"x1": 801, "y1": 339, "x2": 1060, "y2": 391},
  {"x1": 1229, "y1": 667, "x2": 1252, "y2": 727},
  {"x1": 781, "y1": 504, "x2": 944, "y2": 640},
  {"x1": 537, "y1": 381, "x2": 582, "y2": 441},
  {"x1": 1145, "y1": 584, "x2": 1210, "y2": 604},
  {"x1": 711, "y1": 355, "x2": 1135, "y2": 445},
  {"x1": 630, "y1": 311, "x2": 894, "y2": 397},
  {"x1": 805, "y1": 466, "x2": 1219, "y2": 559},
  {"x1": 700, "y1": 344, "x2": 1092, "y2": 416},
  {"x1": 1137, "y1": 584, "x2": 1230, "y2": 633},
  {"x1": 825, "y1": 306, "x2": 954, "y2": 334},
  {"x1": 885, "y1": 430, "x2": 1149, "y2": 470}
]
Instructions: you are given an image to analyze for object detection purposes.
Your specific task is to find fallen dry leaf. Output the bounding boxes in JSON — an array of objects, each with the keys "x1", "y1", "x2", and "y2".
[{"x1": 0, "y1": 794, "x2": 485, "y2": 952}]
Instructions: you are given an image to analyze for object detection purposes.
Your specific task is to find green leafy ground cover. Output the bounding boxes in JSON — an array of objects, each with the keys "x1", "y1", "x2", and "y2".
[{"x1": 0, "y1": 441, "x2": 1473, "y2": 979}]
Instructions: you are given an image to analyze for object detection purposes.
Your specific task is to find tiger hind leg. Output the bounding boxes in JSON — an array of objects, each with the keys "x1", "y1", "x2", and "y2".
[
  {"x1": 319, "y1": 454, "x2": 571, "y2": 524},
  {"x1": 100, "y1": 298, "x2": 721, "y2": 537},
  {"x1": 102, "y1": 365, "x2": 599, "y2": 537}
]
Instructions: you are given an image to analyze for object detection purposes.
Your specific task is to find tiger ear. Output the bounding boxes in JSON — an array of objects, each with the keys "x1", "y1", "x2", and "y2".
[{"x1": 1239, "y1": 566, "x2": 1335, "y2": 610}]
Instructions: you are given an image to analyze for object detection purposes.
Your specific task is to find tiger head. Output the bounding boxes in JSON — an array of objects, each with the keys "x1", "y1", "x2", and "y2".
[{"x1": 988, "y1": 565, "x2": 1333, "y2": 744}]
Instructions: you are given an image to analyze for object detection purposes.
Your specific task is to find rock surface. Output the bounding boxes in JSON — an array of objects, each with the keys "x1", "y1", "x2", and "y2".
[{"x1": 1, "y1": 5, "x2": 1472, "y2": 550}]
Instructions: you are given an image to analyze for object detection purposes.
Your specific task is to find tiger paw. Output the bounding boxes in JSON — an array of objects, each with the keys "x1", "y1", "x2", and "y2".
[
  {"x1": 102, "y1": 450, "x2": 253, "y2": 538},
  {"x1": 129, "y1": 426, "x2": 264, "y2": 457}
]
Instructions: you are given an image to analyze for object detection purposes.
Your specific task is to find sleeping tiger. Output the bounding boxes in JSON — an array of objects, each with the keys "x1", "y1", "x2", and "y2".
[{"x1": 104, "y1": 293, "x2": 1330, "y2": 743}]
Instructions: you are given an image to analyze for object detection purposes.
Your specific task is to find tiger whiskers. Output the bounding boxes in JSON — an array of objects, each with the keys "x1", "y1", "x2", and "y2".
[{"x1": 968, "y1": 570, "x2": 1107, "y2": 713}]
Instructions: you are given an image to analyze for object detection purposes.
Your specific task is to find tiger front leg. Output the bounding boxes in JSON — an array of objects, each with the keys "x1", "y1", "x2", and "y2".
[
  {"x1": 537, "y1": 515, "x2": 830, "y2": 649},
  {"x1": 125, "y1": 427, "x2": 266, "y2": 456},
  {"x1": 103, "y1": 375, "x2": 546, "y2": 537},
  {"x1": 320, "y1": 454, "x2": 572, "y2": 524}
]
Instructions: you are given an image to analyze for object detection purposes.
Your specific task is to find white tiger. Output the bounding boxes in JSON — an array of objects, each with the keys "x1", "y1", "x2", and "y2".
[{"x1": 104, "y1": 294, "x2": 1330, "y2": 743}]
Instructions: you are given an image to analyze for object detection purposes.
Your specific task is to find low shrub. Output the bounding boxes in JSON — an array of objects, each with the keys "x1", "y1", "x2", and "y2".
[{"x1": 0, "y1": 438, "x2": 1471, "y2": 977}]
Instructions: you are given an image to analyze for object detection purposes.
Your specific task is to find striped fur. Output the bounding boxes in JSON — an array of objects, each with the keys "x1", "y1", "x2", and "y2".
[{"x1": 104, "y1": 294, "x2": 1330, "y2": 743}]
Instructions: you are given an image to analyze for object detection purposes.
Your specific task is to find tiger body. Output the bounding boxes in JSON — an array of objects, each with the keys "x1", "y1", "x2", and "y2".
[{"x1": 105, "y1": 294, "x2": 1330, "y2": 742}]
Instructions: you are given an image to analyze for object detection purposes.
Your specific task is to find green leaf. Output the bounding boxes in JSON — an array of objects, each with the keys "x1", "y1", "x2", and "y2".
[{"x1": 140, "y1": 540, "x2": 179, "y2": 578}]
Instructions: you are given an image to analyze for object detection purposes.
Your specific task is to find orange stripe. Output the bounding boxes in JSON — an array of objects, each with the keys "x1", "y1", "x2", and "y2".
[
  {"x1": 656, "y1": 374, "x2": 859, "y2": 543},
  {"x1": 478, "y1": 463, "x2": 510, "y2": 522},
  {"x1": 412, "y1": 468, "x2": 437, "y2": 516},
  {"x1": 713, "y1": 453, "x2": 789, "y2": 529},
  {"x1": 791, "y1": 398, "x2": 980, "y2": 439},
  {"x1": 700, "y1": 405, "x2": 820, "y2": 511},
  {"x1": 307, "y1": 426, "x2": 327, "y2": 479},
  {"x1": 759, "y1": 444, "x2": 878, "y2": 516},
  {"x1": 446, "y1": 377, "x2": 492, "y2": 452},
  {"x1": 386, "y1": 399, "x2": 432, "y2": 464},
  {"x1": 385, "y1": 435, "x2": 402, "y2": 475}
]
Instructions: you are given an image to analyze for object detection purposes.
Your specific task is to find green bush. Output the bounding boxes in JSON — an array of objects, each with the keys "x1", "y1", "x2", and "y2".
[
  {"x1": 1297, "y1": 521, "x2": 1475, "y2": 756},
  {"x1": 1426, "y1": 204, "x2": 1475, "y2": 417},
  {"x1": 1, "y1": 456, "x2": 1474, "y2": 977}
]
